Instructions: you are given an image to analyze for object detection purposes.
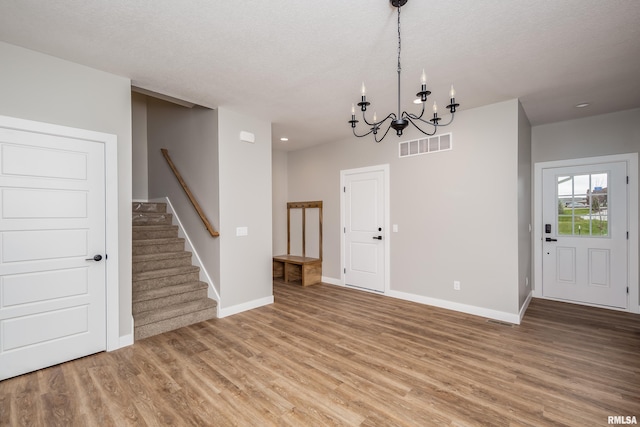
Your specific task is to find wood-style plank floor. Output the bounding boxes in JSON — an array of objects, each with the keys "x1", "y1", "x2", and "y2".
[{"x1": 1, "y1": 280, "x2": 639, "y2": 426}]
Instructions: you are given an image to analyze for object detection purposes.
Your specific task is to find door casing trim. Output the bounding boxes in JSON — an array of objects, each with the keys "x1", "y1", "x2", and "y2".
[
  {"x1": 340, "y1": 164, "x2": 390, "y2": 293},
  {"x1": 533, "y1": 153, "x2": 638, "y2": 313},
  {"x1": 0, "y1": 115, "x2": 121, "y2": 349}
]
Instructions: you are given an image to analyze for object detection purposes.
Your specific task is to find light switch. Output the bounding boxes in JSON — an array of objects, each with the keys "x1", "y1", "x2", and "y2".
[
  {"x1": 236, "y1": 226, "x2": 248, "y2": 236},
  {"x1": 392, "y1": 224, "x2": 398, "y2": 232}
]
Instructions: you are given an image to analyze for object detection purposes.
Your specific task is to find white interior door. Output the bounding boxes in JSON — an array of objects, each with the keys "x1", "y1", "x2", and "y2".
[
  {"x1": 343, "y1": 168, "x2": 386, "y2": 292},
  {"x1": 541, "y1": 161, "x2": 627, "y2": 308},
  {"x1": 0, "y1": 127, "x2": 106, "y2": 380}
]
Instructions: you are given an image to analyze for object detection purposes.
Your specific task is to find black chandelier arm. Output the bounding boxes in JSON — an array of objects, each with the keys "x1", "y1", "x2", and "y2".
[
  {"x1": 403, "y1": 101, "x2": 427, "y2": 121},
  {"x1": 373, "y1": 123, "x2": 394, "y2": 143},
  {"x1": 361, "y1": 111, "x2": 396, "y2": 127},
  {"x1": 404, "y1": 116, "x2": 439, "y2": 136},
  {"x1": 352, "y1": 126, "x2": 376, "y2": 138},
  {"x1": 407, "y1": 111, "x2": 456, "y2": 128}
]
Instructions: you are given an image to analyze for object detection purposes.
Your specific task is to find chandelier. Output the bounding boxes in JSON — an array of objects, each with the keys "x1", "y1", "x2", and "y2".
[{"x1": 349, "y1": 0, "x2": 460, "y2": 142}]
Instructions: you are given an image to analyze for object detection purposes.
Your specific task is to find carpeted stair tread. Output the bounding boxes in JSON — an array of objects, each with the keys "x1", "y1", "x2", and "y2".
[
  {"x1": 132, "y1": 202, "x2": 167, "y2": 213},
  {"x1": 132, "y1": 225, "x2": 179, "y2": 239},
  {"x1": 132, "y1": 237, "x2": 186, "y2": 256},
  {"x1": 134, "y1": 304, "x2": 217, "y2": 340},
  {"x1": 132, "y1": 265, "x2": 200, "y2": 282},
  {"x1": 132, "y1": 251, "x2": 192, "y2": 262},
  {"x1": 135, "y1": 299, "x2": 217, "y2": 327},
  {"x1": 132, "y1": 212, "x2": 173, "y2": 226},
  {"x1": 132, "y1": 224, "x2": 178, "y2": 231},
  {"x1": 132, "y1": 252, "x2": 193, "y2": 273},
  {"x1": 133, "y1": 281, "x2": 208, "y2": 304},
  {"x1": 133, "y1": 282, "x2": 209, "y2": 315},
  {"x1": 133, "y1": 237, "x2": 184, "y2": 247}
]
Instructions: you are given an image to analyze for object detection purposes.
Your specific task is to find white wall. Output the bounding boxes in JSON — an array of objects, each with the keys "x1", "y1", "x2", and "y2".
[
  {"x1": 0, "y1": 42, "x2": 133, "y2": 338},
  {"x1": 132, "y1": 92, "x2": 149, "y2": 200},
  {"x1": 272, "y1": 149, "x2": 289, "y2": 255},
  {"x1": 532, "y1": 108, "x2": 640, "y2": 163},
  {"x1": 286, "y1": 99, "x2": 522, "y2": 316},
  {"x1": 217, "y1": 107, "x2": 273, "y2": 311},
  {"x1": 146, "y1": 98, "x2": 221, "y2": 295},
  {"x1": 518, "y1": 101, "x2": 532, "y2": 309}
]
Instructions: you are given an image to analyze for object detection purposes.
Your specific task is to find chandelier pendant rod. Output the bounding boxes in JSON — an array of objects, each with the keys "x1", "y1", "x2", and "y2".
[{"x1": 396, "y1": 3, "x2": 402, "y2": 121}]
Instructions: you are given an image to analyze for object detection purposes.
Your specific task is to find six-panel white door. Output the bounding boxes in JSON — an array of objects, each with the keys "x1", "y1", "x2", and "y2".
[
  {"x1": 542, "y1": 162, "x2": 627, "y2": 308},
  {"x1": 0, "y1": 127, "x2": 106, "y2": 380},
  {"x1": 343, "y1": 169, "x2": 385, "y2": 292}
]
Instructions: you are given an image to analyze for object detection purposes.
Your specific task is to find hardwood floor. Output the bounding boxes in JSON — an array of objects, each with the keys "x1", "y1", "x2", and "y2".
[{"x1": 1, "y1": 281, "x2": 639, "y2": 426}]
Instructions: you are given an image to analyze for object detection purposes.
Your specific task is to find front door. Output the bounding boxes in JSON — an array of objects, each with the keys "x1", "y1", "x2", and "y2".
[
  {"x1": 541, "y1": 161, "x2": 628, "y2": 308},
  {"x1": 0, "y1": 125, "x2": 107, "y2": 380},
  {"x1": 342, "y1": 166, "x2": 387, "y2": 292}
]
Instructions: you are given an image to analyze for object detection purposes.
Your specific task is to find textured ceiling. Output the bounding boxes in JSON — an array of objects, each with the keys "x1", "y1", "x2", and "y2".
[{"x1": 1, "y1": 1, "x2": 639, "y2": 151}]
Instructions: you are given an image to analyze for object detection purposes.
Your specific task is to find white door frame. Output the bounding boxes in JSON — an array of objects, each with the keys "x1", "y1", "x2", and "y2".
[
  {"x1": 0, "y1": 115, "x2": 121, "y2": 350},
  {"x1": 533, "y1": 153, "x2": 639, "y2": 313},
  {"x1": 340, "y1": 164, "x2": 390, "y2": 293}
]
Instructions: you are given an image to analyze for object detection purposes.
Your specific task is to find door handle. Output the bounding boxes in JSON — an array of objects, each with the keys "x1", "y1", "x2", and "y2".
[
  {"x1": 372, "y1": 236, "x2": 382, "y2": 240},
  {"x1": 85, "y1": 254, "x2": 103, "y2": 261},
  {"x1": 545, "y1": 238, "x2": 557, "y2": 242}
]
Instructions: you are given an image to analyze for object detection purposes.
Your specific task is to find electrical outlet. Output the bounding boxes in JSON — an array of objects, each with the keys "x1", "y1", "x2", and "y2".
[{"x1": 454, "y1": 280, "x2": 461, "y2": 291}]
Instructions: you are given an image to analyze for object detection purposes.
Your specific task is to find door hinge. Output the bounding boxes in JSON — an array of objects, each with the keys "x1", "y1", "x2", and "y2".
[
  {"x1": 105, "y1": 254, "x2": 108, "y2": 260},
  {"x1": 627, "y1": 231, "x2": 629, "y2": 240},
  {"x1": 627, "y1": 286, "x2": 629, "y2": 294},
  {"x1": 343, "y1": 186, "x2": 346, "y2": 192},
  {"x1": 344, "y1": 268, "x2": 346, "y2": 274},
  {"x1": 344, "y1": 227, "x2": 346, "y2": 233},
  {"x1": 627, "y1": 176, "x2": 629, "y2": 184}
]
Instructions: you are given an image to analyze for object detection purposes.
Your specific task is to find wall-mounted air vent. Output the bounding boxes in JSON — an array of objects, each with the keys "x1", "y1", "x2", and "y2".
[{"x1": 398, "y1": 133, "x2": 452, "y2": 158}]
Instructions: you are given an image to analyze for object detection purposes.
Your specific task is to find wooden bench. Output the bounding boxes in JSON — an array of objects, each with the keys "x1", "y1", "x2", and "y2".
[
  {"x1": 273, "y1": 255, "x2": 322, "y2": 287},
  {"x1": 273, "y1": 201, "x2": 322, "y2": 287}
]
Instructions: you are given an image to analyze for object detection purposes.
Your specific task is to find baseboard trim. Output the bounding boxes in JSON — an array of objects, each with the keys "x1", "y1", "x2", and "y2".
[
  {"x1": 114, "y1": 316, "x2": 135, "y2": 349},
  {"x1": 218, "y1": 296, "x2": 274, "y2": 318},
  {"x1": 386, "y1": 290, "x2": 521, "y2": 325},
  {"x1": 321, "y1": 276, "x2": 342, "y2": 286},
  {"x1": 117, "y1": 332, "x2": 134, "y2": 349},
  {"x1": 519, "y1": 290, "x2": 533, "y2": 322}
]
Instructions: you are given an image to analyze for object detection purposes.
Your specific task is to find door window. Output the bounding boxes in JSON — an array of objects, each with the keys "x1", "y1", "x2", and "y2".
[{"x1": 557, "y1": 173, "x2": 608, "y2": 237}]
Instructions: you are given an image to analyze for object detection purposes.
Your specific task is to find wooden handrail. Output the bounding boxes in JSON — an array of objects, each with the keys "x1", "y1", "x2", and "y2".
[{"x1": 161, "y1": 148, "x2": 219, "y2": 237}]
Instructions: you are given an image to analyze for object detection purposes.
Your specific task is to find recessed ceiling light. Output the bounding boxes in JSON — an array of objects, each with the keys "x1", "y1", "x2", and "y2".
[{"x1": 575, "y1": 103, "x2": 590, "y2": 108}]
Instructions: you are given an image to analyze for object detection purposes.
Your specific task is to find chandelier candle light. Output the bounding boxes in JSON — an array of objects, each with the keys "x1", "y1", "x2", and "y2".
[{"x1": 349, "y1": 0, "x2": 460, "y2": 142}]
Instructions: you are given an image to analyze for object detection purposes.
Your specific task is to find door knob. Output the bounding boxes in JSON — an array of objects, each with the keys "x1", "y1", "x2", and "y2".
[
  {"x1": 372, "y1": 236, "x2": 382, "y2": 240},
  {"x1": 545, "y1": 238, "x2": 557, "y2": 242},
  {"x1": 86, "y1": 254, "x2": 103, "y2": 261}
]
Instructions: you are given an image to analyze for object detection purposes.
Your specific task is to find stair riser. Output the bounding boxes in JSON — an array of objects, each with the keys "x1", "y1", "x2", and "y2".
[
  {"x1": 133, "y1": 256, "x2": 192, "y2": 274},
  {"x1": 133, "y1": 271, "x2": 200, "y2": 291},
  {"x1": 133, "y1": 289, "x2": 208, "y2": 315},
  {"x1": 132, "y1": 202, "x2": 167, "y2": 213},
  {"x1": 132, "y1": 213, "x2": 173, "y2": 226},
  {"x1": 132, "y1": 228, "x2": 179, "y2": 239},
  {"x1": 133, "y1": 242, "x2": 185, "y2": 256},
  {"x1": 135, "y1": 306, "x2": 217, "y2": 340},
  {"x1": 135, "y1": 299, "x2": 216, "y2": 327}
]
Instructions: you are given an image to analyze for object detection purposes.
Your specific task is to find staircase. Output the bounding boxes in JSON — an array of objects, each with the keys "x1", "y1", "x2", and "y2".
[{"x1": 132, "y1": 202, "x2": 217, "y2": 340}]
